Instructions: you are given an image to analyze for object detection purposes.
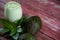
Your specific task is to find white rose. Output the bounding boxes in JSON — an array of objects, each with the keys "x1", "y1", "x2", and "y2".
[{"x1": 4, "y1": 1, "x2": 22, "y2": 22}]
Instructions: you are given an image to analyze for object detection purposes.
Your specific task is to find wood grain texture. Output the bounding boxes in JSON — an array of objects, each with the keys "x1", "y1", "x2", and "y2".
[{"x1": 0, "y1": 0, "x2": 60, "y2": 40}]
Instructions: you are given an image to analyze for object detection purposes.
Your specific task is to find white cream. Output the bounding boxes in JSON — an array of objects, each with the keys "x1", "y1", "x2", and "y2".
[{"x1": 4, "y1": 1, "x2": 22, "y2": 22}]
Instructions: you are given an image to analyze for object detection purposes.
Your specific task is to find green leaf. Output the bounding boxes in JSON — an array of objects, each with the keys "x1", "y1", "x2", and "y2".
[
  {"x1": 21, "y1": 16, "x2": 42, "y2": 34},
  {"x1": 10, "y1": 28, "x2": 17, "y2": 36},
  {"x1": 27, "y1": 16, "x2": 42, "y2": 34},
  {"x1": 17, "y1": 25, "x2": 21, "y2": 28},
  {"x1": 0, "y1": 18, "x2": 16, "y2": 30},
  {"x1": 0, "y1": 28, "x2": 9, "y2": 33},
  {"x1": 18, "y1": 33, "x2": 36, "y2": 40},
  {"x1": 17, "y1": 28, "x2": 22, "y2": 33},
  {"x1": 16, "y1": 15, "x2": 29, "y2": 26},
  {"x1": 12, "y1": 33, "x2": 19, "y2": 40},
  {"x1": 25, "y1": 33, "x2": 36, "y2": 40}
]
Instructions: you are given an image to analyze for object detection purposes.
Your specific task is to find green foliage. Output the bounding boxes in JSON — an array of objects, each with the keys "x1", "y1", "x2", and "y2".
[
  {"x1": 25, "y1": 33, "x2": 36, "y2": 40},
  {"x1": 0, "y1": 28, "x2": 9, "y2": 33},
  {"x1": 16, "y1": 14, "x2": 29, "y2": 26},
  {"x1": 21, "y1": 16, "x2": 42, "y2": 35},
  {"x1": 0, "y1": 18, "x2": 22, "y2": 40},
  {"x1": 0, "y1": 15, "x2": 42, "y2": 40},
  {"x1": 0, "y1": 18, "x2": 16, "y2": 30},
  {"x1": 12, "y1": 33, "x2": 19, "y2": 40},
  {"x1": 19, "y1": 33, "x2": 36, "y2": 40}
]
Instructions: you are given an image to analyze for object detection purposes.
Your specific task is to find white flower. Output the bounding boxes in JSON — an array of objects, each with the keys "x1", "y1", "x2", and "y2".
[{"x1": 4, "y1": 1, "x2": 22, "y2": 22}]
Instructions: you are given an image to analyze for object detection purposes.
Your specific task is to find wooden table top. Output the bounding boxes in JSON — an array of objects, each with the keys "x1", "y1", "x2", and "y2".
[{"x1": 0, "y1": 0, "x2": 60, "y2": 40}]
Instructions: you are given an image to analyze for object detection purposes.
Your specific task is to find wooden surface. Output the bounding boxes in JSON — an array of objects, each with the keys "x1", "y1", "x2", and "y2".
[{"x1": 0, "y1": 0, "x2": 60, "y2": 40}]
